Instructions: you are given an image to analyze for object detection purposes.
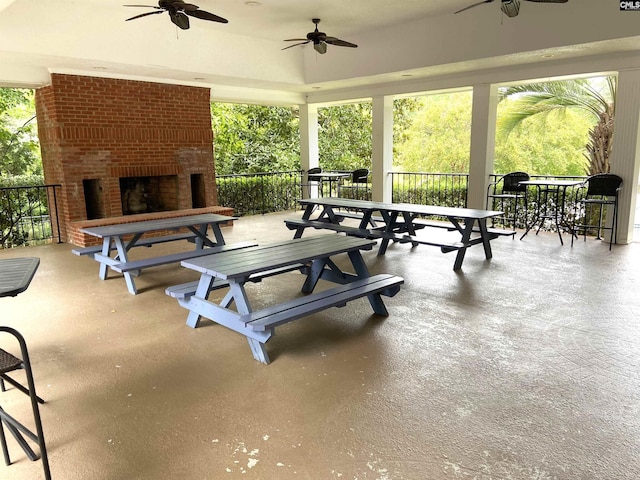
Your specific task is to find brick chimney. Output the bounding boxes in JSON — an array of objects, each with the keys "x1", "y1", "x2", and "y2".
[{"x1": 35, "y1": 74, "x2": 229, "y2": 245}]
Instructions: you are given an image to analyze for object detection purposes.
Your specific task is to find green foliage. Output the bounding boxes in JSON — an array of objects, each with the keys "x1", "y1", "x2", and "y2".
[
  {"x1": 212, "y1": 100, "x2": 421, "y2": 174},
  {"x1": 497, "y1": 77, "x2": 615, "y2": 174},
  {"x1": 0, "y1": 176, "x2": 51, "y2": 247},
  {"x1": 0, "y1": 88, "x2": 42, "y2": 176},
  {"x1": 494, "y1": 107, "x2": 592, "y2": 175},
  {"x1": 211, "y1": 103, "x2": 300, "y2": 174},
  {"x1": 393, "y1": 92, "x2": 472, "y2": 173},
  {"x1": 317, "y1": 103, "x2": 372, "y2": 171}
]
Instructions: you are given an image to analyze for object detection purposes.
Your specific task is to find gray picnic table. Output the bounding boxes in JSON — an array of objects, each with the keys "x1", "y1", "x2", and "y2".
[
  {"x1": 166, "y1": 235, "x2": 404, "y2": 364},
  {"x1": 286, "y1": 197, "x2": 511, "y2": 270},
  {"x1": 74, "y1": 213, "x2": 237, "y2": 295}
]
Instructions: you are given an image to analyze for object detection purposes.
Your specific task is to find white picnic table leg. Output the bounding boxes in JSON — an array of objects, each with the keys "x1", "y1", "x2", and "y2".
[
  {"x1": 186, "y1": 274, "x2": 215, "y2": 328},
  {"x1": 113, "y1": 236, "x2": 138, "y2": 295},
  {"x1": 98, "y1": 237, "x2": 111, "y2": 280},
  {"x1": 228, "y1": 282, "x2": 271, "y2": 365}
]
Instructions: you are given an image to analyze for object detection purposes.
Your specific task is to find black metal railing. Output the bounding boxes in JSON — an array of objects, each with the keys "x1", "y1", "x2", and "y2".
[
  {"x1": 215, "y1": 171, "x2": 469, "y2": 215},
  {"x1": 215, "y1": 170, "x2": 301, "y2": 217},
  {"x1": 0, "y1": 173, "x2": 610, "y2": 249},
  {"x1": 0, "y1": 184, "x2": 62, "y2": 248},
  {"x1": 391, "y1": 172, "x2": 468, "y2": 207}
]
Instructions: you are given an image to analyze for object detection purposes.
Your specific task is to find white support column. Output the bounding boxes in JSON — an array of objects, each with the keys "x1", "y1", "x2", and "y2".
[
  {"x1": 468, "y1": 84, "x2": 499, "y2": 209},
  {"x1": 609, "y1": 69, "x2": 640, "y2": 244},
  {"x1": 372, "y1": 95, "x2": 394, "y2": 202},
  {"x1": 299, "y1": 104, "x2": 319, "y2": 198}
]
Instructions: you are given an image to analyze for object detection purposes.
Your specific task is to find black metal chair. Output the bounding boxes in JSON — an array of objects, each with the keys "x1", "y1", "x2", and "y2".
[
  {"x1": 0, "y1": 327, "x2": 50, "y2": 480},
  {"x1": 573, "y1": 173, "x2": 623, "y2": 250},
  {"x1": 486, "y1": 171, "x2": 530, "y2": 230},
  {"x1": 338, "y1": 168, "x2": 369, "y2": 199},
  {"x1": 302, "y1": 167, "x2": 322, "y2": 197}
]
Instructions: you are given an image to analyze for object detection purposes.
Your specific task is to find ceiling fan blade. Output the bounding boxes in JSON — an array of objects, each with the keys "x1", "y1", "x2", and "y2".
[
  {"x1": 501, "y1": 0, "x2": 520, "y2": 17},
  {"x1": 314, "y1": 42, "x2": 327, "y2": 54},
  {"x1": 282, "y1": 41, "x2": 310, "y2": 50},
  {"x1": 524, "y1": 0, "x2": 568, "y2": 3},
  {"x1": 123, "y1": 4, "x2": 159, "y2": 7},
  {"x1": 186, "y1": 9, "x2": 229, "y2": 24},
  {"x1": 324, "y1": 37, "x2": 357, "y2": 48},
  {"x1": 125, "y1": 10, "x2": 164, "y2": 21},
  {"x1": 283, "y1": 38, "x2": 309, "y2": 42},
  {"x1": 454, "y1": 0, "x2": 494, "y2": 14},
  {"x1": 170, "y1": 11, "x2": 190, "y2": 29}
]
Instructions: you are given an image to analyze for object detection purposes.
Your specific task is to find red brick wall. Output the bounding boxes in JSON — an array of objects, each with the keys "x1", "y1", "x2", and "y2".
[{"x1": 35, "y1": 74, "x2": 219, "y2": 243}]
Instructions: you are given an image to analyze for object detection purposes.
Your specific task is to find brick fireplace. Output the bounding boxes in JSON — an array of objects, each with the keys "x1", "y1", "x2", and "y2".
[{"x1": 35, "y1": 74, "x2": 232, "y2": 246}]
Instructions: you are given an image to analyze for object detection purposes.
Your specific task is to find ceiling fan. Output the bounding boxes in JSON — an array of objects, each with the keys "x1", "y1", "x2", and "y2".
[
  {"x1": 124, "y1": 0, "x2": 228, "y2": 30},
  {"x1": 282, "y1": 19, "x2": 357, "y2": 55},
  {"x1": 455, "y1": 0, "x2": 568, "y2": 18}
]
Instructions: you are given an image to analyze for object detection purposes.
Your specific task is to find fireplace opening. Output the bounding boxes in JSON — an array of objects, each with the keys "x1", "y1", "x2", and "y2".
[
  {"x1": 191, "y1": 174, "x2": 206, "y2": 208},
  {"x1": 120, "y1": 175, "x2": 178, "y2": 216},
  {"x1": 83, "y1": 179, "x2": 105, "y2": 220}
]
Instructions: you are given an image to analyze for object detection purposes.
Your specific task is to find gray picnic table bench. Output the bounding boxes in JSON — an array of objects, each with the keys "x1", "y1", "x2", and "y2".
[{"x1": 166, "y1": 235, "x2": 404, "y2": 364}]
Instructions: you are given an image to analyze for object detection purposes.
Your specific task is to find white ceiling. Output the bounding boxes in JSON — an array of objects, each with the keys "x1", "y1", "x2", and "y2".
[{"x1": 1, "y1": 0, "x2": 640, "y2": 105}]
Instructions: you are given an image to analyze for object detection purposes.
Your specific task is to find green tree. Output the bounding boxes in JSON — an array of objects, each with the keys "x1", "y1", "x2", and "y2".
[
  {"x1": 0, "y1": 88, "x2": 42, "y2": 176},
  {"x1": 494, "y1": 109, "x2": 593, "y2": 175},
  {"x1": 498, "y1": 76, "x2": 615, "y2": 175},
  {"x1": 317, "y1": 102, "x2": 372, "y2": 171},
  {"x1": 211, "y1": 103, "x2": 300, "y2": 174},
  {"x1": 394, "y1": 92, "x2": 472, "y2": 173}
]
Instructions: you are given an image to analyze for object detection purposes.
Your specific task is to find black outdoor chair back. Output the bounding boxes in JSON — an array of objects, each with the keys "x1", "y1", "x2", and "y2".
[
  {"x1": 486, "y1": 171, "x2": 530, "y2": 230},
  {"x1": 574, "y1": 173, "x2": 623, "y2": 250},
  {"x1": 351, "y1": 168, "x2": 369, "y2": 183},
  {"x1": 584, "y1": 173, "x2": 623, "y2": 197},
  {"x1": 307, "y1": 167, "x2": 322, "y2": 182},
  {"x1": 501, "y1": 171, "x2": 530, "y2": 193}
]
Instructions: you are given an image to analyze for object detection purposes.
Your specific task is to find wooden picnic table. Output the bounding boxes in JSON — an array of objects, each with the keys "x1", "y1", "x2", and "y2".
[
  {"x1": 73, "y1": 213, "x2": 237, "y2": 295},
  {"x1": 166, "y1": 235, "x2": 404, "y2": 364},
  {"x1": 286, "y1": 197, "x2": 512, "y2": 271}
]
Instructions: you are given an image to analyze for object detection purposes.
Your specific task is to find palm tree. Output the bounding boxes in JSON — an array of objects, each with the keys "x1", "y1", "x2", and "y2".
[{"x1": 498, "y1": 77, "x2": 616, "y2": 175}]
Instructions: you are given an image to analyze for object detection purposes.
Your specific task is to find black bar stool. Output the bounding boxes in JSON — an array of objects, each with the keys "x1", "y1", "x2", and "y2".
[{"x1": 0, "y1": 326, "x2": 51, "y2": 480}]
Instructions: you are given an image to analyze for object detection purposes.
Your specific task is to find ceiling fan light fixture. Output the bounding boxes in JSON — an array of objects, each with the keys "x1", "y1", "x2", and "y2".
[
  {"x1": 314, "y1": 42, "x2": 327, "y2": 54},
  {"x1": 501, "y1": 0, "x2": 520, "y2": 17}
]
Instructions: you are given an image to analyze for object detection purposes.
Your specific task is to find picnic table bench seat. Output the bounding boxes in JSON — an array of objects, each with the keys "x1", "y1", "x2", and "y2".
[
  {"x1": 71, "y1": 232, "x2": 198, "y2": 256},
  {"x1": 284, "y1": 218, "x2": 466, "y2": 251},
  {"x1": 112, "y1": 241, "x2": 257, "y2": 273},
  {"x1": 335, "y1": 211, "x2": 514, "y2": 236},
  {"x1": 243, "y1": 274, "x2": 404, "y2": 332}
]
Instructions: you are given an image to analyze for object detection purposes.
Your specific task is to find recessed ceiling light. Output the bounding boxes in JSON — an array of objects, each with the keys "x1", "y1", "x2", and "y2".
[
  {"x1": 311, "y1": 86, "x2": 322, "y2": 90},
  {"x1": 245, "y1": 1, "x2": 261, "y2": 6},
  {"x1": 93, "y1": 66, "x2": 107, "y2": 70},
  {"x1": 542, "y1": 54, "x2": 555, "y2": 58},
  {"x1": 401, "y1": 74, "x2": 413, "y2": 77},
  {"x1": 194, "y1": 77, "x2": 205, "y2": 80}
]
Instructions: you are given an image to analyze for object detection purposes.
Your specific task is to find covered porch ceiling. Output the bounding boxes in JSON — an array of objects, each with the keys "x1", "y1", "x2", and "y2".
[
  {"x1": 1, "y1": 0, "x2": 639, "y2": 105},
  {"x1": 0, "y1": 0, "x2": 640, "y2": 104}
]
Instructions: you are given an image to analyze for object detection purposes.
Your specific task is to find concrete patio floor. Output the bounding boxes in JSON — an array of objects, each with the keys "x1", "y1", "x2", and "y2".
[{"x1": 1, "y1": 210, "x2": 639, "y2": 480}]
